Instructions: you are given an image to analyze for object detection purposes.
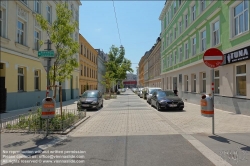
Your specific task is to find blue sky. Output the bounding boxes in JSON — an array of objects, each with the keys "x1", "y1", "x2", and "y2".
[{"x1": 79, "y1": 0, "x2": 165, "y2": 73}]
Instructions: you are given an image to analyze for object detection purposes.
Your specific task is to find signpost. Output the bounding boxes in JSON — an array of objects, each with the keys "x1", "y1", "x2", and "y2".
[
  {"x1": 203, "y1": 48, "x2": 224, "y2": 135},
  {"x1": 38, "y1": 50, "x2": 55, "y2": 58}
]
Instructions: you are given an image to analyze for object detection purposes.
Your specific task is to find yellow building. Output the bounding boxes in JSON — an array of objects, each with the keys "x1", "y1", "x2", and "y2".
[
  {"x1": 79, "y1": 34, "x2": 98, "y2": 94},
  {"x1": 0, "y1": 0, "x2": 81, "y2": 111}
]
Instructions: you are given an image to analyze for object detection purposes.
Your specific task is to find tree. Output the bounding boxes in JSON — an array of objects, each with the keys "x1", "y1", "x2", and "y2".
[
  {"x1": 101, "y1": 71, "x2": 115, "y2": 97},
  {"x1": 35, "y1": 3, "x2": 79, "y2": 99},
  {"x1": 105, "y1": 45, "x2": 133, "y2": 92}
]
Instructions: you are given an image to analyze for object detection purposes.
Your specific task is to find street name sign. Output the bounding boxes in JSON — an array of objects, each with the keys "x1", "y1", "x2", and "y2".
[
  {"x1": 203, "y1": 48, "x2": 224, "y2": 68},
  {"x1": 38, "y1": 50, "x2": 55, "y2": 58}
]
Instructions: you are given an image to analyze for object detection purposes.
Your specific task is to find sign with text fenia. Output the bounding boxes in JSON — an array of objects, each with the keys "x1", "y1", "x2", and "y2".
[
  {"x1": 223, "y1": 46, "x2": 250, "y2": 65},
  {"x1": 38, "y1": 50, "x2": 55, "y2": 58}
]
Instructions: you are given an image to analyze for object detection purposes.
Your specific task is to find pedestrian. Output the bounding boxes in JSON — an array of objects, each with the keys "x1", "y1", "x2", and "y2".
[{"x1": 173, "y1": 87, "x2": 178, "y2": 96}]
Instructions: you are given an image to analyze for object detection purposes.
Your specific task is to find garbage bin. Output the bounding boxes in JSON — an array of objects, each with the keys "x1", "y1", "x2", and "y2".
[{"x1": 200, "y1": 94, "x2": 214, "y2": 117}]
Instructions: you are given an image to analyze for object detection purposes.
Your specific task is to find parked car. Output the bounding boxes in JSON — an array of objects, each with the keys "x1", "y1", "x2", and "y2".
[
  {"x1": 77, "y1": 90, "x2": 103, "y2": 110},
  {"x1": 145, "y1": 87, "x2": 162, "y2": 103},
  {"x1": 138, "y1": 88, "x2": 143, "y2": 97},
  {"x1": 151, "y1": 90, "x2": 184, "y2": 111}
]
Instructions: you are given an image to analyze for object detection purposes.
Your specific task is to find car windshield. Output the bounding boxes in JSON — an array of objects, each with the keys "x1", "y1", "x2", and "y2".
[
  {"x1": 163, "y1": 91, "x2": 176, "y2": 97},
  {"x1": 149, "y1": 89, "x2": 160, "y2": 94},
  {"x1": 81, "y1": 91, "x2": 98, "y2": 98}
]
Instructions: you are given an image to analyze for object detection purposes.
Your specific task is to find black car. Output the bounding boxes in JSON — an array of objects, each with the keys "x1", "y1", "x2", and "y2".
[
  {"x1": 151, "y1": 90, "x2": 184, "y2": 111},
  {"x1": 77, "y1": 90, "x2": 103, "y2": 110}
]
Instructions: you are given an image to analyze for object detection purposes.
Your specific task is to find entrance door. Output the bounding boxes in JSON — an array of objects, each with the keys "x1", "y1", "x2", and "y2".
[
  {"x1": 0, "y1": 63, "x2": 6, "y2": 113},
  {"x1": 173, "y1": 77, "x2": 177, "y2": 90}
]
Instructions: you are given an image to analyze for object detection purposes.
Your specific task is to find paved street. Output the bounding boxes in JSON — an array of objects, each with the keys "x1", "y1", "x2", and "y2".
[{"x1": 1, "y1": 89, "x2": 250, "y2": 166}]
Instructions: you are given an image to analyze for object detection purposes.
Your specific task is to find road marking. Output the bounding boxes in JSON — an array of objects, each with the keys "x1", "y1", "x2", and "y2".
[{"x1": 204, "y1": 56, "x2": 223, "y2": 60}]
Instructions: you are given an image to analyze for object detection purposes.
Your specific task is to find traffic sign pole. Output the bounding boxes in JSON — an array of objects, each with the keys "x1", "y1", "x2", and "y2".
[
  {"x1": 211, "y1": 68, "x2": 215, "y2": 135},
  {"x1": 203, "y1": 48, "x2": 224, "y2": 135}
]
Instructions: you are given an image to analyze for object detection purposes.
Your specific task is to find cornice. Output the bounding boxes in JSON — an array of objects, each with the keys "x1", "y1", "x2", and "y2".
[{"x1": 159, "y1": 1, "x2": 171, "y2": 20}]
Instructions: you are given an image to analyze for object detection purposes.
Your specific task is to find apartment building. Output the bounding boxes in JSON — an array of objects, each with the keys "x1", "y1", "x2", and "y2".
[
  {"x1": 138, "y1": 54, "x2": 146, "y2": 87},
  {"x1": 0, "y1": 0, "x2": 81, "y2": 111},
  {"x1": 79, "y1": 34, "x2": 98, "y2": 94},
  {"x1": 159, "y1": 0, "x2": 250, "y2": 115},
  {"x1": 148, "y1": 36, "x2": 161, "y2": 88},
  {"x1": 123, "y1": 73, "x2": 137, "y2": 88},
  {"x1": 96, "y1": 49, "x2": 108, "y2": 94},
  {"x1": 143, "y1": 51, "x2": 151, "y2": 87}
]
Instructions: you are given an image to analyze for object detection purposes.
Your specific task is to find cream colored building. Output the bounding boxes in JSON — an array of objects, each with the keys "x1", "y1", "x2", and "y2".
[{"x1": 0, "y1": 0, "x2": 81, "y2": 111}]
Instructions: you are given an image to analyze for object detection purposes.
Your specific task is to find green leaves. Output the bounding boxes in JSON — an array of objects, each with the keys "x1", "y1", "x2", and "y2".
[
  {"x1": 102, "y1": 45, "x2": 133, "y2": 91},
  {"x1": 35, "y1": 3, "x2": 79, "y2": 84}
]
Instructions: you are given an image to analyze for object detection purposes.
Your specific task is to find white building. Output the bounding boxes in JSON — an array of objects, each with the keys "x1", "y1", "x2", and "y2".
[{"x1": 96, "y1": 49, "x2": 107, "y2": 94}]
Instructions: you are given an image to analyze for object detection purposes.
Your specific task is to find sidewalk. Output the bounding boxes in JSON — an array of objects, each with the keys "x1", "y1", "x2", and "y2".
[{"x1": 0, "y1": 99, "x2": 79, "y2": 120}]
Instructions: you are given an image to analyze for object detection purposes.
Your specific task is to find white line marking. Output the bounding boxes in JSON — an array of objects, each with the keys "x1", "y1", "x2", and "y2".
[{"x1": 204, "y1": 56, "x2": 223, "y2": 60}]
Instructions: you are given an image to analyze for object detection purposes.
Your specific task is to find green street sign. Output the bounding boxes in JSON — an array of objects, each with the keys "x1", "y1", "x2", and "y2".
[{"x1": 38, "y1": 50, "x2": 55, "y2": 58}]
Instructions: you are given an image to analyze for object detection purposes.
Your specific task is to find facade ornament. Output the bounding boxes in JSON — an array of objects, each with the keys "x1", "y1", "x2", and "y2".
[{"x1": 18, "y1": 6, "x2": 28, "y2": 21}]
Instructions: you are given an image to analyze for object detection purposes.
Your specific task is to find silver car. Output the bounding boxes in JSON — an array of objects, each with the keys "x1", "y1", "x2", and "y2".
[{"x1": 146, "y1": 87, "x2": 162, "y2": 104}]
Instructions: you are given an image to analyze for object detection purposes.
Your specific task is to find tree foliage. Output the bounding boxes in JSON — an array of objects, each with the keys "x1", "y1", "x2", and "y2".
[
  {"x1": 35, "y1": 3, "x2": 79, "y2": 83},
  {"x1": 101, "y1": 45, "x2": 133, "y2": 95},
  {"x1": 105, "y1": 45, "x2": 133, "y2": 81}
]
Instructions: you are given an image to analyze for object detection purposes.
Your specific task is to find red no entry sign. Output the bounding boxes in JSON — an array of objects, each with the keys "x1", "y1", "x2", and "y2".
[{"x1": 203, "y1": 48, "x2": 224, "y2": 68}]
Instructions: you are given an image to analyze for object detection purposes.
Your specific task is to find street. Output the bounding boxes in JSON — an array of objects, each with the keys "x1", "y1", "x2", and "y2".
[{"x1": 1, "y1": 89, "x2": 250, "y2": 166}]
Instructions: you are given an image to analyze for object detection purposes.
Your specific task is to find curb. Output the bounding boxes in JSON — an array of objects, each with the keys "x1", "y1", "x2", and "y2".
[{"x1": 1, "y1": 116, "x2": 91, "y2": 134}]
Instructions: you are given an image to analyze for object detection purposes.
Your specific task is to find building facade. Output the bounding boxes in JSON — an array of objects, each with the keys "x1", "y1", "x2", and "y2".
[
  {"x1": 148, "y1": 36, "x2": 161, "y2": 88},
  {"x1": 79, "y1": 34, "x2": 98, "y2": 94},
  {"x1": 0, "y1": 0, "x2": 81, "y2": 111},
  {"x1": 123, "y1": 73, "x2": 137, "y2": 88},
  {"x1": 96, "y1": 49, "x2": 107, "y2": 94},
  {"x1": 138, "y1": 54, "x2": 146, "y2": 87},
  {"x1": 143, "y1": 51, "x2": 150, "y2": 87},
  {"x1": 159, "y1": 0, "x2": 250, "y2": 115}
]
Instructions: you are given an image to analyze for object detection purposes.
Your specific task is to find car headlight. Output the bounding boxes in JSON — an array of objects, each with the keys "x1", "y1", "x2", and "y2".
[
  {"x1": 159, "y1": 100, "x2": 166, "y2": 103},
  {"x1": 91, "y1": 101, "x2": 98, "y2": 104}
]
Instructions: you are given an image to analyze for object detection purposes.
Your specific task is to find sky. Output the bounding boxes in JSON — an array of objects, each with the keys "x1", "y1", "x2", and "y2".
[{"x1": 79, "y1": 0, "x2": 165, "y2": 74}]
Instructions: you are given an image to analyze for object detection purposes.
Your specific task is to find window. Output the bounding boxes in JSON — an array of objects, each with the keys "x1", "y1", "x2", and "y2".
[
  {"x1": 81, "y1": 64, "x2": 83, "y2": 76},
  {"x1": 34, "y1": 70, "x2": 40, "y2": 90},
  {"x1": 34, "y1": 0, "x2": 41, "y2": 13},
  {"x1": 174, "y1": 51, "x2": 177, "y2": 64},
  {"x1": 173, "y1": 2, "x2": 177, "y2": 14},
  {"x1": 17, "y1": 21, "x2": 25, "y2": 45},
  {"x1": 236, "y1": 64, "x2": 246, "y2": 96},
  {"x1": 212, "y1": 20, "x2": 220, "y2": 46},
  {"x1": 166, "y1": 36, "x2": 169, "y2": 47},
  {"x1": 170, "y1": 54, "x2": 172, "y2": 66},
  {"x1": 76, "y1": 76, "x2": 78, "y2": 89},
  {"x1": 174, "y1": 27, "x2": 177, "y2": 38},
  {"x1": 34, "y1": 30, "x2": 40, "y2": 50},
  {"x1": 20, "y1": 0, "x2": 27, "y2": 5},
  {"x1": 192, "y1": 74, "x2": 196, "y2": 92},
  {"x1": 75, "y1": 33, "x2": 77, "y2": 41},
  {"x1": 192, "y1": 37, "x2": 196, "y2": 56},
  {"x1": 18, "y1": 67, "x2": 24, "y2": 91},
  {"x1": 179, "y1": 0, "x2": 182, "y2": 6},
  {"x1": 84, "y1": 66, "x2": 86, "y2": 76},
  {"x1": 233, "y1": 0, "x2": 249, "y2": 36},
  {"x1": 0, "y1": 10, "x2": 3, "y2": 37},
  {"x1": 201, "y1": 30, "x2": 206, "y2": 52},
  {"x1": 200, "y1": 0, "x2": 206, "y2": 13},
  {"x1": 185, "y1": 42, "x2": 188, "y2": 59},
  {"x1": 179, "y1": 21, "x2": 182, "y2": 34},
  {"x1": 185, "y1": 75, "x2": 188, "y2": 91},
  {"x1": 71, "y1": 4, "x2": 74, "y2": 18},
  {"x1": 170, "y1": 33, "x2": 172, "y2": 43},
  {"x1": 202, "y1": 72, "x2": 206, "y2": 93},
  {"x1": 46, "y1": 5, "x2": 52, "y2": 23},
  {"x1": 87, "y1": 67, "x2": 89, "y2": 77},
  {"x1": 81, "y1": 44, "x2": 83, "y2": 54},
  {"x1": 185, "y1": 14, "x2": 188, "y2": 28},
  {"x1": 84, "y1": 46, "x2": 86, "y2": 56},
  {"x1": 214, "y1": 70, "x2": 219, "y2": 94},
  {"x1": 75, "y1": 11, "x2": 78, "y2": 22},
  {"x1": 179, "y1": 47, "x2": 182, "y2": 62},
  {"x1": 191, "y1": 5, "x2": 196, "y2": 21}
]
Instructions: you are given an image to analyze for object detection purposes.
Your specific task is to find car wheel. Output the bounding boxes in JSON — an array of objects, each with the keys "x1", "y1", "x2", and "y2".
[
  {"x1": 157, "y1": 103, "x2": 161, "y2": 111},
  {"x1": 101, "y1": 101, "x2": 103, "y2": 107},
  {"x1": 179, "y1": 107, "x2": 183, "y2": 111},
  {"x1": 150, "y1": 101, "x2": 153, "y2": 107}
]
